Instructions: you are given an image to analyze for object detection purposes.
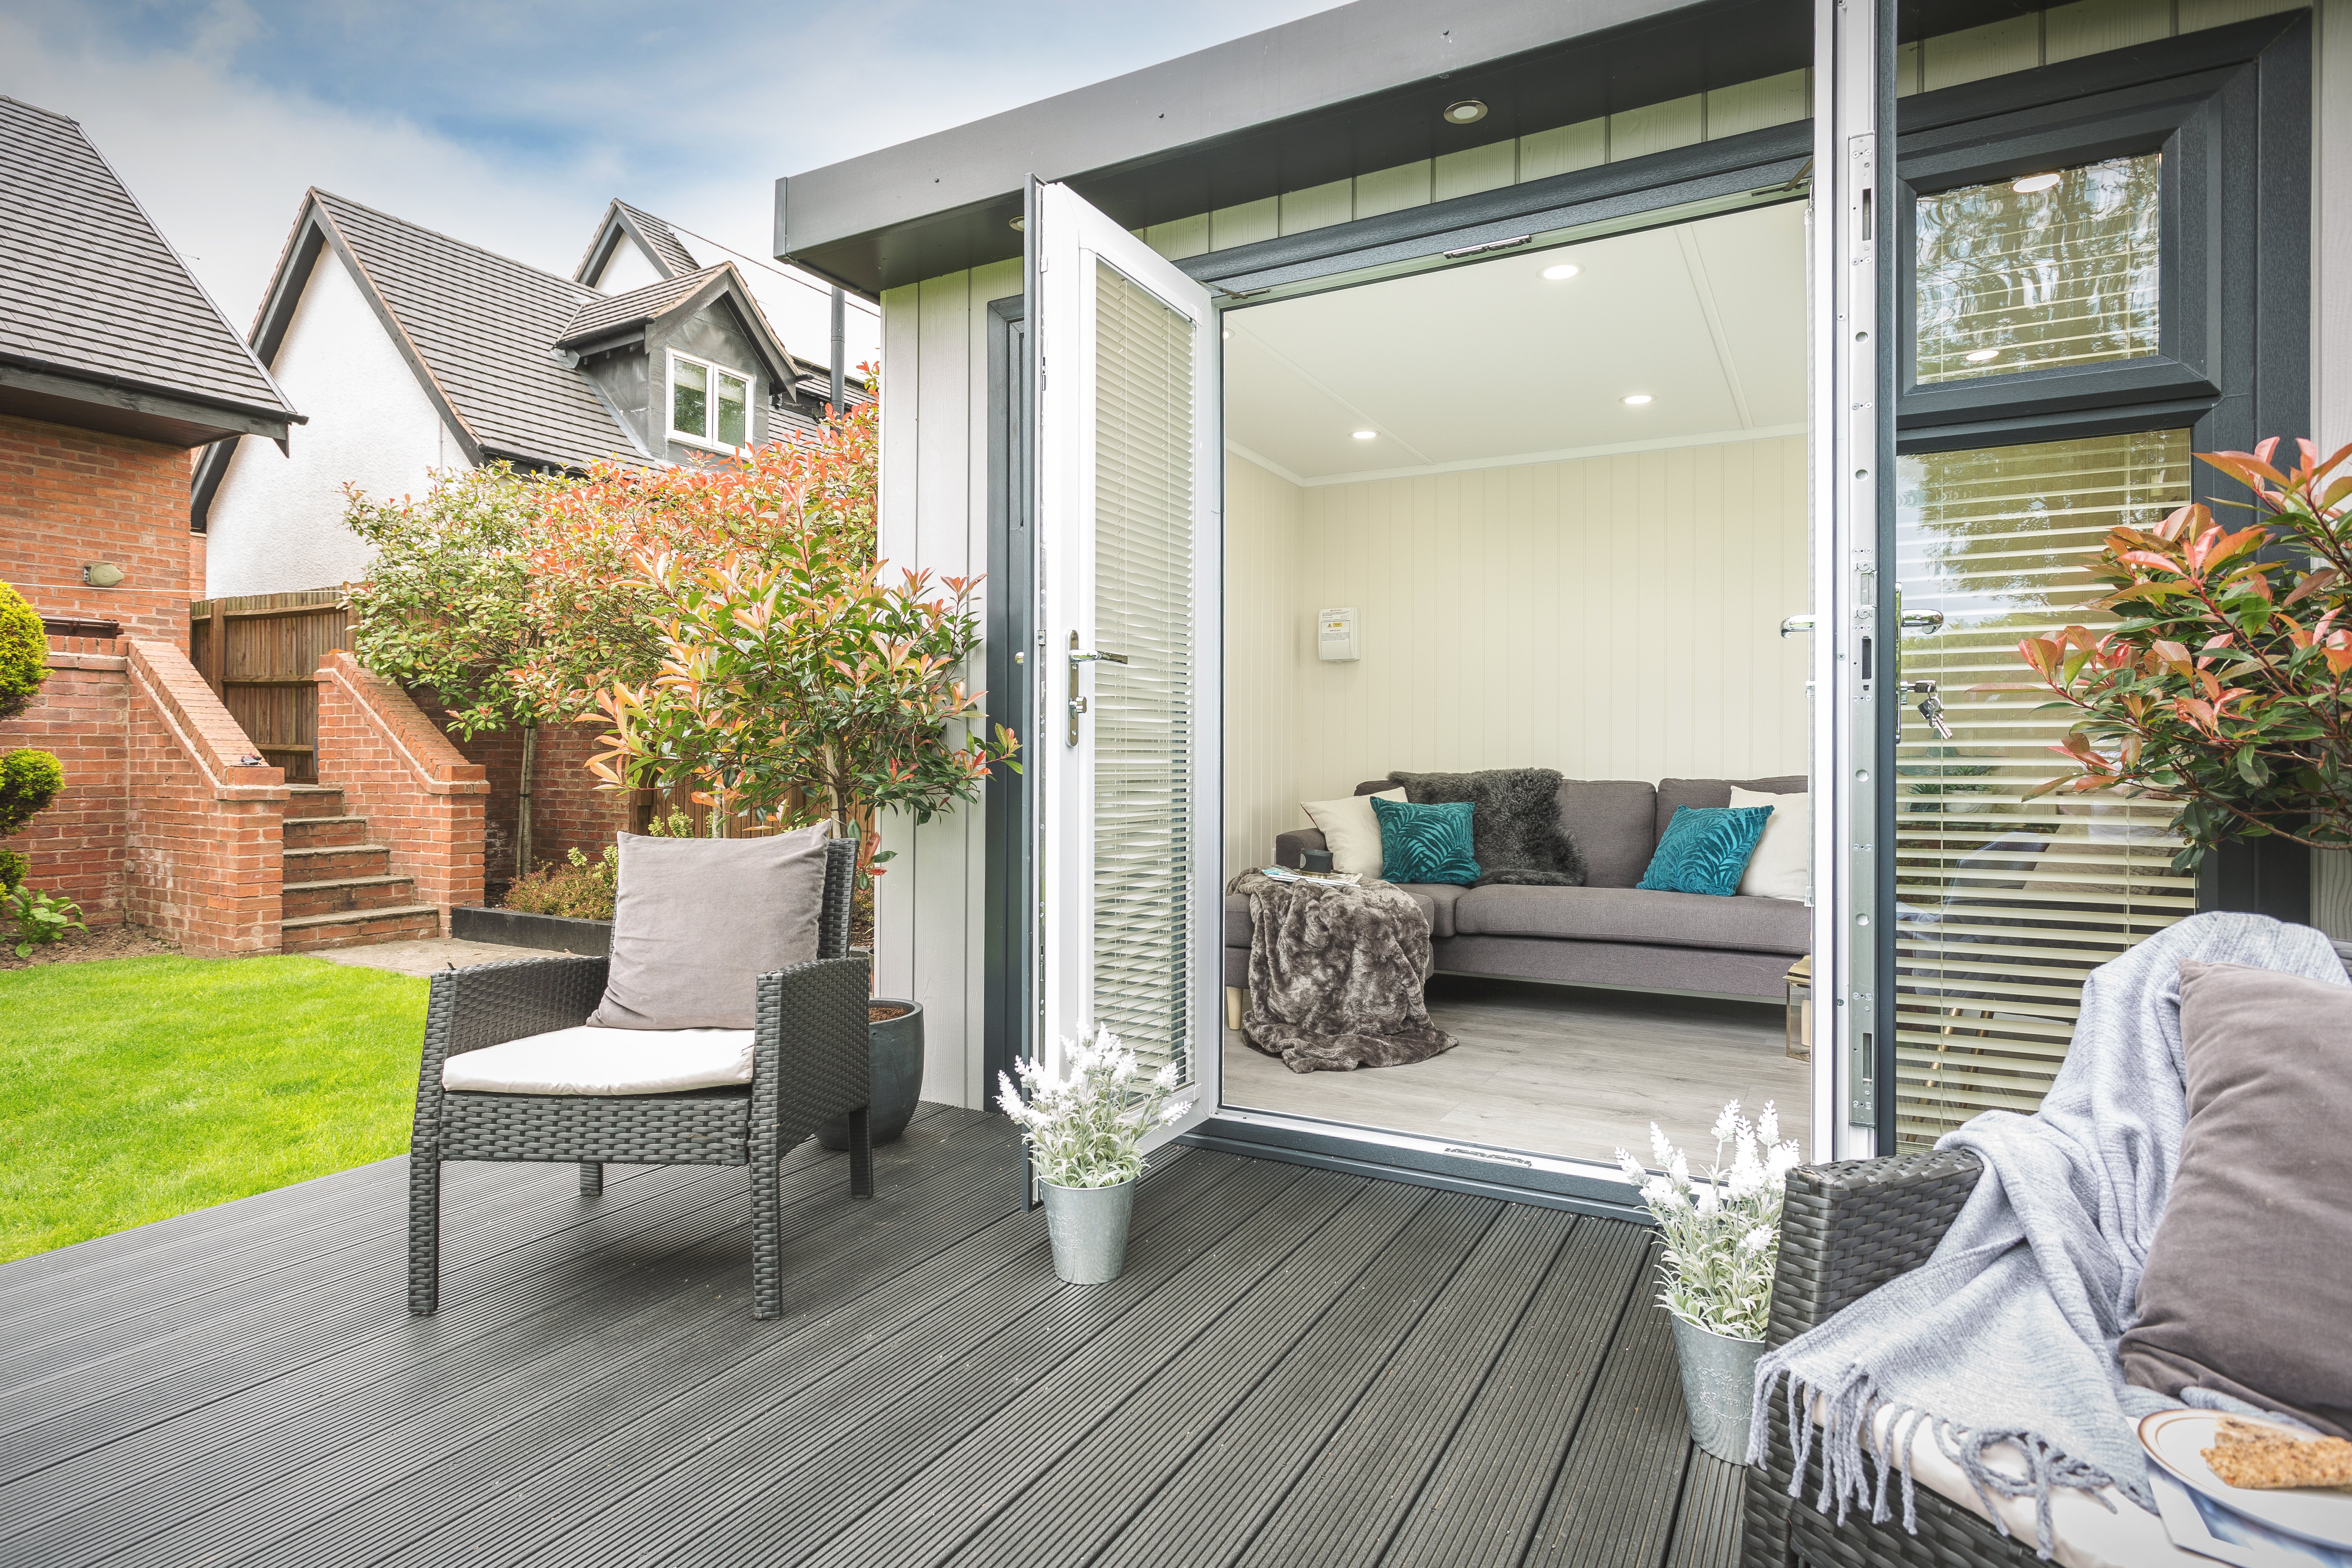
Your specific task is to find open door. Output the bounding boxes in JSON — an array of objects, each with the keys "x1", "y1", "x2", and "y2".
[{"x1": 1029, "y1": 178, "x2": 1223, "y2": 1152}]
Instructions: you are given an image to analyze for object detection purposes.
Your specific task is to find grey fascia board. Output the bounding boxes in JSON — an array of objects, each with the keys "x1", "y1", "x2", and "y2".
[
  {"x1": 0, "y1": 356, "x2": 298, "y2": 441},
  {"x1": 773, "y1": 0, "x2": 1693, "y2": 256}
]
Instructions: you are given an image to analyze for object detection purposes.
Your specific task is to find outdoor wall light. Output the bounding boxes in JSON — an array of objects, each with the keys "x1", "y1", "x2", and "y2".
[
  {"x1": 1352, "y1": 429, "x2": 1378, "y2": 440},
  {"x1": 82, "y1": 562, "x2": 123, "y2": 588},
  {"x1": 1965, "y1": 347, "x2": 2002, "y2": 363},
  {"x1": 2011, "y1": 172, "x2": 2062, "y2": 194},
  {"x1": 1443, "y1": 99, "x2": 1488, "y2": 125},
  {"x1": 1620, "y1": 394, "x2": 1653, "y2": 406},
  {"x1": 1541, "y1": 263, "x2": 1580, "y2": 281}
]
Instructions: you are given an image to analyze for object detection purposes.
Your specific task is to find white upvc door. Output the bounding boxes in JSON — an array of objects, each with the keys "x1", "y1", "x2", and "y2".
[{"x1": 1030, "y1": 178, "x2": 1223, "y2": 1151}]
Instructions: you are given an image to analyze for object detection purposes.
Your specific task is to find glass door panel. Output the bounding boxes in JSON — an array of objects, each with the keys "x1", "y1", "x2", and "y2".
[{"x1": 1891, "y1": 428, "x2": 2197, "y2": 1147}]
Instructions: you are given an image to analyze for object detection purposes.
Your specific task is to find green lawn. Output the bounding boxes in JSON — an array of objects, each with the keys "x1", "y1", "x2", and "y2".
[{"x1": 0, "y1": 955, "x2": 428, "y2": 1263}]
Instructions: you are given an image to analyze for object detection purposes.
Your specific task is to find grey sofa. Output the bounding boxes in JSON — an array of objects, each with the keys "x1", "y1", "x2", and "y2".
[{"x1": 1224, "y1": 775, "x2": 1810, "y2": 1000}]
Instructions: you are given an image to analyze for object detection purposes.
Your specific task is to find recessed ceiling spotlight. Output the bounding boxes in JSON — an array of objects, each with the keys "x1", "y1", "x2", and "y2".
[
  {"x1": 2011, "y1": 172, "x2": 2062, "y2": 194},
  {"x1": 1541, "y1": 263, "x2": 1580, "y2": 281},
  {"x1": 1964, "y1": 347, "x2": 2001, "y2": 363},
  {"x1": 1621, "y1": 393, "x2": 1653, "y2": 406},
  {"x1": 1443, "y1": 99, "x2": 1488, "y2": 125},
  {"x1": 1352, "y1": 429, "x2": 1378, "y2": 440},
  {"x1": 1009, "y1": 215, "x2": 1026, "y2": 231}
]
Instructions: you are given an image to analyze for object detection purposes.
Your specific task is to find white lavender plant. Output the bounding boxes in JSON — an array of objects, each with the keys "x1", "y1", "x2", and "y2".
[
  {"x1": 1616, "y1": 1100, "x2": 1802, "y2": 1343},
  {"x1": 998, "y1": 1028, "x2": 1196, "y2": 1189}
]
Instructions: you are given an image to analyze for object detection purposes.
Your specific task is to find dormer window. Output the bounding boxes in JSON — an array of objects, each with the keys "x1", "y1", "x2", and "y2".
[{"x1": 668, "y1": 350, "x2": 751, "y2": 450}]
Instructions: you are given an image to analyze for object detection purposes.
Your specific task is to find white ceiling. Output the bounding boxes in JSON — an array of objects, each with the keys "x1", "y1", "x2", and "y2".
[{"x1": 1223, "y1": 200, "x2": 1808, "y2": 485}]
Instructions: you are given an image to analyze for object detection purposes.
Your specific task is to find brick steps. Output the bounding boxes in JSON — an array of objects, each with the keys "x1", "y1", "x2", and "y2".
[
  {"x1": 281, "y1": 905, "x2": 443, "y2": 951},
  {"x1": 277, "y1": 782, "x2": 443, "y2": 951}
]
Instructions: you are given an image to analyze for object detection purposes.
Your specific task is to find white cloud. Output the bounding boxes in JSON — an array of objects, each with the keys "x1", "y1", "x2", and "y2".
[{"x1": 0, "y1": 0, "x2": 1337, "y2": 326}]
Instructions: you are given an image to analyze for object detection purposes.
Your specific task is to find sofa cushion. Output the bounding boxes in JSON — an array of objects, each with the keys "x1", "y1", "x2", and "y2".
[
  {"x1": 1371, "y1": 797, "x2": 1480, "y2": 885},
  {"x1": 1223, "y1": 892, "x2": 1253, "y2": 948},
  {"x1": 1637, "y1": 805, "x2": 1774, "y2": 897},
  {"x1": 1656, "y1": 775, "x2": 1806, "y2": 846},
  {"x1": 1395, "y1": 883, "x2": 1465, "y2": 939},
  {"x1": 442, "y1": 1025, "x2": 755, "y2": 1096},
  {"x1": 2120, "y1": 960, "x2": 2352, "y2": 1437},
  {"x1": 1301, "y1": 788, "x2": 1404, "y2": 878},
  {"x1": 1555, "y1": 780, "x2": 1659, "y2": 889},
  {"x1": 1451, "y1": 884, "x2": 1809, "y2": 956}
]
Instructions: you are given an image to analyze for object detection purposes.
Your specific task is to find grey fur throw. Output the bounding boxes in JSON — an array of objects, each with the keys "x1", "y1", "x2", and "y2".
[
  {"x1": 1233, "y1": 870, "x2": 1455, "y2": 1073},
  {"x1": 1389, "y1": 768, "x2": 1587, "y2": 886}
]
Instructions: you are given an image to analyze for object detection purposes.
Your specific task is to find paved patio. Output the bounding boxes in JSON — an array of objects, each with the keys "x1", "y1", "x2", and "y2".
[{"x1": 0, "y1": 1105, "x2": 1740, "y2": 1567}]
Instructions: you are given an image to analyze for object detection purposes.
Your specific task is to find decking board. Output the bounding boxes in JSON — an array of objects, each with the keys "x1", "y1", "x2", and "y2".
[{"x1": 0, "y1": 1105, "x2": 1742, "y2": 1568}]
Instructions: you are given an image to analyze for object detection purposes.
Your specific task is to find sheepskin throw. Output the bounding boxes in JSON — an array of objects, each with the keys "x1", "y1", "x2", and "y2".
[
  {"x1": 1232, "y1": 870, "x2": 1455, "y2": 1073},
  {"x1": 1389, "y1": 768, "x2": 1588, "y2": 887}
]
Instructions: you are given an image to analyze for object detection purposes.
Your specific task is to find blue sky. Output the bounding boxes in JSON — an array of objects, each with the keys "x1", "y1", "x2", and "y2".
[{"x1": 0, "y1": 0, "x2": 1333, "y2": 325}]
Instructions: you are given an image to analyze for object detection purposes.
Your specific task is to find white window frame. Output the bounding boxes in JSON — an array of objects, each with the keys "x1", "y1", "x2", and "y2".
[{"x1": 666, "y1": 349, "x2": 755, "y2": 452}]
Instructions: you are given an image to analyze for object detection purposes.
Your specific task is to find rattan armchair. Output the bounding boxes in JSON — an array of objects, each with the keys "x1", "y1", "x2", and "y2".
[
  {"x1": 1741, "y1": 1148, "x2": 2048, "y2": 1568},
  {"x1": 408, "y1": 838, "x2": 873, "y2": 1321}
]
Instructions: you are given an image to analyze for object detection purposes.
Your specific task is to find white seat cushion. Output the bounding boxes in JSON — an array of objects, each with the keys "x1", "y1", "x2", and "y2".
[{"x1": 441, "y1": 1025, "x2": 756, "y2": 1097}]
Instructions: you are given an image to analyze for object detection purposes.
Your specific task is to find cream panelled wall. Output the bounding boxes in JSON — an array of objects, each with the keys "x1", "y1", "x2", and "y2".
[
  {"x1": 1222, "y1": 438, "x2": 1810, "y2": 878},
  {"x1": 876, "y1": 256, "x2": 1021, "y2": 1110}
]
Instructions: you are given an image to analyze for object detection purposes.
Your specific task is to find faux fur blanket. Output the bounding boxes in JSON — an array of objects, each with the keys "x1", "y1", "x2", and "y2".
[
  {"x1": 1232, "y1": 869, "x2": 1456, "y2": 1074},
  {"x1": 1389, "y1": 768, "x2": 1587, "y2": 886}
]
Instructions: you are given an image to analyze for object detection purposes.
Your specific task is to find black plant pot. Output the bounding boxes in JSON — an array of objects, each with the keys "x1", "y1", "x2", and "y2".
[{"x1": 817, "y1": 998, "x2": 923, "y2": 1149}]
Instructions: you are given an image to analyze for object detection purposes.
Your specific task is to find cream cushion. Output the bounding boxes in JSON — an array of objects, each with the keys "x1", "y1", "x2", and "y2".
[
  {"x1": 1301, "y1": 788, "x2": 1406, "y2": 878},
  {"x1": 1731, "y1": 786, "x2": 1810, "y2": 900},
  {"x1": 440, "y1": 1025, "x2": 755, "y2": 1097}
]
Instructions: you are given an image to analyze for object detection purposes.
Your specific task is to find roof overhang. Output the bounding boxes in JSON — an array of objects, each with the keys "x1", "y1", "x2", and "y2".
[
  {"x1": 774, "y1": 0, "x2": 1824, "y2": 295},
  {"x1": 0, "y1": 356, "x2": 299, "y2": 448}
]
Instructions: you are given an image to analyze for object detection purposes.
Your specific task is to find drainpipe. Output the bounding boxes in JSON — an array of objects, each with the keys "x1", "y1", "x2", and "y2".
[{"x1": 829, "y1": 287, "x2": 845, "y2": 417}]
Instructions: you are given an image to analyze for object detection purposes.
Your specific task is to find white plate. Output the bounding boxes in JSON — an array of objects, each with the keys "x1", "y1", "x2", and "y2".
[{"x1": 2139, "y1": 1409, "x2": 2352, "y2": 1550}]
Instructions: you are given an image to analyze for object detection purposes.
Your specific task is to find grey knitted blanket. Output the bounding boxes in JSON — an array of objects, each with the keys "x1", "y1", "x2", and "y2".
[{"x1": 1750, "y1": 912, "x2": 2349, "y2": 1558}]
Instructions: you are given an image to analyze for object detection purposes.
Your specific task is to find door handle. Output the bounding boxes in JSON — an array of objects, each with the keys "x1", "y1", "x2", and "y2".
[
  {"x1": 1779, "y1": 614, "x2": 1815, "y2": 637},
  {"x1": 1066, "y1": 634, "x2": 1128, "y2": 745},
  {"x1": 1900, "y1": 609, "x2": 1946, "y2": 632}
]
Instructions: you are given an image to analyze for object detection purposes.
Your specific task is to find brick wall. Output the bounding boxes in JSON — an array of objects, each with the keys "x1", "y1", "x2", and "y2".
[
  {"x1": 121, "y1": 640, "x2": 287, "y2": 953},
  {"x1": 1, "y1": 638, "x2": 130, "y2": 921},
  {"x1": 315, "y1": 650, "x2": 488, "y2": 928},
  {"x1": 0, "y1": 412, "x2": 193, "y2": 640},
  {"x1": 421, "y1": 708, "x2": 633, "y2": 886}
]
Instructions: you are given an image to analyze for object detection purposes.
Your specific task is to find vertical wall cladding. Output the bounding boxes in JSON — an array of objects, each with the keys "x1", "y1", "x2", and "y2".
[
  {"x1": 877, "y1": 255, "x2": 1020, "y2": 1109},
  {"x1": 0, "y1": 414, "x2": 194, "y2": 641},
  {"x1": 314, "y1": 651, "x2": 488, "y2": 929},
  {"x1": 122, "y1": 641, "x2": 287, "y2": 953},
  {"x1": 3, "y1": 643, "x2": 130, "y2": 921},
  {"x1": 580, "y1": 348, "x2": 653, "y2": 457}
]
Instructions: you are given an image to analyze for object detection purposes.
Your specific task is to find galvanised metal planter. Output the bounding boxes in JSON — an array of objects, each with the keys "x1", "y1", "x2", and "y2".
[
  {"x1": 1669, "y1": 1313, "x2": 1765, "y2": 1463},
  {"x1": 818, "y1": 998, "x2": 924, "y2": 1150},
  {"x1": 1038, "y1": 1177, "x2": 1135, "y2": 1284}
]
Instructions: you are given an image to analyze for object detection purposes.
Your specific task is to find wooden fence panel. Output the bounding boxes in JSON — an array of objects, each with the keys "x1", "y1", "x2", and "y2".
[{"x1": 187, "y1": 590, "x2": 350, "y2": 784}]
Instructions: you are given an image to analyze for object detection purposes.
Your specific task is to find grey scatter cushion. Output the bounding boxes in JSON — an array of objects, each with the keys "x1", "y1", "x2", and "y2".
[
  {"x1": 586, "y1": 823, "x2": 831, "y2": 1031},
  {"x1": 2118, "y1": 958, "x2": 2352, "y2": 1438},
  {"x1": 1389, "y1": 768, "x2": 1586, "y2": 887}
]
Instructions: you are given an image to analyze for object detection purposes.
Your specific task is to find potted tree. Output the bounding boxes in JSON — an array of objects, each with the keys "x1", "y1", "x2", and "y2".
[
  {"x1": 998, "y1": 1030, "x2": 1194, "y2": 1284},
  {"x1": 1617, "y1": 1101, "x2": 1801, "y2": 1461},
  {"x1": 588, "y1": 392, "x2": 1018, "y2": 1145},
  {"x1": 2010, "y1": 436, "x2": 2352, "y2": 866}
]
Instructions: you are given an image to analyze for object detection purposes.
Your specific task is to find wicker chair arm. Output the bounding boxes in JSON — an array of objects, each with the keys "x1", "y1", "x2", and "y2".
[
  {"x1": 751, "y1": 953, "x2": 874, "y2": 1157},
  {"x1": 1767, "y1": 1148, "x2": 1984, "y2": 1349},
  {"x1": 412, "y1": 954, "x2": 609, "y2": 1162}
]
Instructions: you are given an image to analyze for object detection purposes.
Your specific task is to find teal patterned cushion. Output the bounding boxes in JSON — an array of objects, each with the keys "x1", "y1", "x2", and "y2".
[
  {"x1": 1370, "y1": 797, "x2": 1480, "y2": 886},
  {"x1": 1637, "y1": 805, "x2": 1774, "y2": 896}
]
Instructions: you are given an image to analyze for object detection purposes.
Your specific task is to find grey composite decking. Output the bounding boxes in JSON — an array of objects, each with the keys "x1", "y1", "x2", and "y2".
[{"x1": 0, "y1": 1104, "x2": 1741, "y2": 1568}]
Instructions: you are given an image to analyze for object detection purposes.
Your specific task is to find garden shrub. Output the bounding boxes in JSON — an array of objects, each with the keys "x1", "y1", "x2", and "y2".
[
  {"x1": 0, "y1": 849, "x2": 24, "y2": 894},
  {"x1": 0, "y1": 581, "x2": 44, "y2": 723},
  {"x1": 0, "y1": 748, "x2": 64, "y2": 838},
  {"x1": 501, "y1": 845, "x2": 618, "y2": 920}
]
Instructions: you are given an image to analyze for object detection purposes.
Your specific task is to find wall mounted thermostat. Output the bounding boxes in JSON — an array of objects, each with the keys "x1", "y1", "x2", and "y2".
[{"x1": 1316, "y1": 607, "x2": 1359, "y2": 662}]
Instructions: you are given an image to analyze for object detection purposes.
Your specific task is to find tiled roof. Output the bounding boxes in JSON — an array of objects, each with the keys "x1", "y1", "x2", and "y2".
[
  {"x1": 313, "y1": 191, "x2": 644, "y2": 470},
  {"x1": 0, "y1": 96, "x2": 293, "y2": 420},
  {"x1": 614, "y1": 201, "x2": 700, "y2": 276},
  {"x1": 557, "y1": 264, "x2": 729, "y2": 347}
]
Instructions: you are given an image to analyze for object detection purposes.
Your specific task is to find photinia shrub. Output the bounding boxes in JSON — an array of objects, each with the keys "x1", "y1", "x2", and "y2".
[{"x1": 2008, "y1": 437, "x2": 2352, "y2": 869}]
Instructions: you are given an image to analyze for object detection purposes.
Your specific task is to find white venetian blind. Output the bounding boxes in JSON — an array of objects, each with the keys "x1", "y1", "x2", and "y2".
[
  {"x1": 1915, "y1": 152, "x2": 2161, "y2": 384},
  {"x1": 1893, "y1": 429, "x2": 2196, "y2": 1148},
  {"x1": 1089, "y1": 261, "x2": 1197, "y2": 1080}
]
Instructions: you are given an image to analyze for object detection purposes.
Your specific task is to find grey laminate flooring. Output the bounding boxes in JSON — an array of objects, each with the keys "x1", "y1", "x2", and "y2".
[
  {"x1": 0, "y1": 1105, "x2": 1740, "y2": 1568},
  {"x1": 1224, "y1": 977, "x2": 1811, "y2": 1165}
]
